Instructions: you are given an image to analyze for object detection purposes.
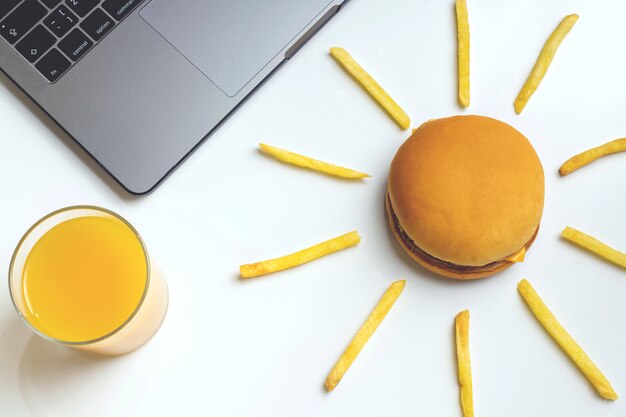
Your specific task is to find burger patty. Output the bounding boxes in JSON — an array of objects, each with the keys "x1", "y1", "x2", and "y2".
[{"x1": 387, "y1": 194, "x2": 539, "y2": 274}]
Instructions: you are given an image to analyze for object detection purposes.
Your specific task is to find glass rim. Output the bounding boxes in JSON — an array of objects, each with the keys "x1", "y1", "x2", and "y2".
[{"x1": 8, "y1": 205, "x2": 151, "y2": 346}]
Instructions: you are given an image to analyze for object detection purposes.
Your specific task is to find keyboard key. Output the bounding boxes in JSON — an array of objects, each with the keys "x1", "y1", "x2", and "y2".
[
  {"x1": 65, "y1": 0, "x2": 99, "y2": 18},
  {"x1": 0, "y1": 0, "x2": 21, "y2": 20},
  {"x1": 41, "y1": 0, "x2": 63, "y2": 9},
  {"x1": 58, "y1": 28, "x2": 93, "y2": 61},
  {"x1": 81, "y1": 8, "x2": 114, "y2": 41},
  {"x1": 16, "y1": 25, "x2": 56, "y2": 63},
  {"x1": 0, "y1": 0, "x2": 48, "y2": 44},
  {"x1": 102, "y1": 0, "x2": 143, "y2": 21},
  {"x1": 43, "y1": 5, "x2": 78, "y2": 37},
  {"x1": 35, "y1": 48, "x2": 71, "y2": 82}
]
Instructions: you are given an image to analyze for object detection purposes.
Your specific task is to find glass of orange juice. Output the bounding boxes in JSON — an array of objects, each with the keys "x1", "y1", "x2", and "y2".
[{"x1": 8, "y1": 206, "x2": 168, "y2": 355}]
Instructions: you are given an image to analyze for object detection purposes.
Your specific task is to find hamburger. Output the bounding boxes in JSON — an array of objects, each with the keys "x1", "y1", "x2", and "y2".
[{"x1": 386, "y1": 115, "x2": 545, "y2": 279}]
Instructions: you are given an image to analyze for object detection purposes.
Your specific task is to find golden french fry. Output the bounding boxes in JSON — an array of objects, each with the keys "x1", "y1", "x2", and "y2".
[
  {"x1": 456, "y1": 0, "x2": 470, "y2": 107},
  {"x1": 514, "y1": 14, "x2": 578, "y2": 114},
  {"x1": 330, "y1": 47, "x2": 411, "y2": 129},
  {"x1": 455, "y1": 310, "x2": 474, "y2": 417},
  {"x1": 561, "y1": 227, "x2": 626, "y2": 268},
  {"x1": 259, "y1": 143, "x2": 370, "y2": 179},
  {"x1": 518, "y1": 279, "x2": 618, "y2": 400},
  {"x1": 560, "y1": 138, "x2": 626, "y2": 176},
  {"x1": 240, "y1": 231, "x2": 360, "y2": 278},
  {"x1": 325, "y1": 280, "x2": 406, "y2": 391}
]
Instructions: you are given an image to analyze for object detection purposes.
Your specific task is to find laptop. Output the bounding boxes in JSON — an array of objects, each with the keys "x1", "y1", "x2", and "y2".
[{"x1": 0, "y1": 0, "x2": 348, "y2": 194}]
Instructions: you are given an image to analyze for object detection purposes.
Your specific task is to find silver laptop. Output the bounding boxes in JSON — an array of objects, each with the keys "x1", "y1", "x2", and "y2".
[{"x1": 0, "y1": 0, "x2": 347, "y2": 194}]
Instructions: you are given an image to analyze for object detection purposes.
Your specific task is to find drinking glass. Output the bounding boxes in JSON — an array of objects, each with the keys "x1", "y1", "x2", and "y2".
[{"x1": 8, "y1": 206, "x2": 168, "y2": 355}]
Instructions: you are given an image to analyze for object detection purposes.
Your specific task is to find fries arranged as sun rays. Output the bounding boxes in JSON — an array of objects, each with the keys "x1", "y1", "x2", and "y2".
[{"x1": 238, "y1": 2, "x2": 626, "y2": 406}]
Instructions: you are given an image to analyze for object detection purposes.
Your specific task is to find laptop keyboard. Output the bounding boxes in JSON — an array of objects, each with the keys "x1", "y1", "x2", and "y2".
[{"x1": 1, "y1": 0, "x2": 144, "y2": 83}]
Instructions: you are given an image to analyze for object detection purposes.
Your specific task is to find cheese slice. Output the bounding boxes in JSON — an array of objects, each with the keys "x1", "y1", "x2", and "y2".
[{"x1": 505, "y1": 247, "x2": 526, "y2": 263}]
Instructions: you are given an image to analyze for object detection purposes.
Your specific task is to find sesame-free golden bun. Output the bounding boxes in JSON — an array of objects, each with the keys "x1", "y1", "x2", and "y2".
[{"x1": 386, "y1": 115, "x2": 545, "y2": 279}]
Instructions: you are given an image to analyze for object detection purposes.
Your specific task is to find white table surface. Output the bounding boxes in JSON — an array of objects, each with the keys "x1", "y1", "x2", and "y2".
[{"x1": 2, "y1": 0, "x2": 626, "y2": 415}]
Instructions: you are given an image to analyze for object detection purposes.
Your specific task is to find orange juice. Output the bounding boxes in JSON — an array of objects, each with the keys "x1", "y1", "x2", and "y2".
[{"x1": 21, "y1": 215, "x2": 148, "y2": 343}]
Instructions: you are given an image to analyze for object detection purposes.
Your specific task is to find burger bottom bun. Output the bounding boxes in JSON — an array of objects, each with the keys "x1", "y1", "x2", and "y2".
[{"x1": 386, "y1": 193, "x2": 539, "y2": 280}]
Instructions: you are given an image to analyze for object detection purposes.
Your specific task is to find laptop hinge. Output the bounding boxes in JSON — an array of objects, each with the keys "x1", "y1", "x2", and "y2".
[{"x1": 285, "y1": 4, "x2": 341, "y2": 60}]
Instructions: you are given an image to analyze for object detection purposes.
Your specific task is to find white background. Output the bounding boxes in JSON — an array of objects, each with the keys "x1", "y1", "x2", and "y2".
[{"x1": 2, "y1": 0, "x2": 626, "y2": 415}]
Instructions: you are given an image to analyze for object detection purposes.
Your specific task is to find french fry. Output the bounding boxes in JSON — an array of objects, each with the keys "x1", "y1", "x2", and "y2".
[
  {"x1": 561, "y1": 227, "x2": 626, "y2": 268},
  {"x1": 330, "y1": 47, "x2": 411, "y2": 130},
  {"x1": 514, "y1": 14, "x2": 578, "y2": 114},
  {"x1": 240, "y1": 231, "x2": 360, "y2": 278},
  {"x1": 517, "y1": 279, "x2": 618, "y2": 400},
  {"x1": 259, "y1": 143, "x2": 370, "y2": 179},
  {"x1": 325, "y1": 280, "x2": 406, "y2": 391},
  {"x1": 456, "y1": 0, "x2": 470, "y2": 107},
  {"x1": 560, "y1": 138, "x2": 626, "y2": 176},
  {"x1": 455, "y1": 310, "x2": 474, "y2": 417}
]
